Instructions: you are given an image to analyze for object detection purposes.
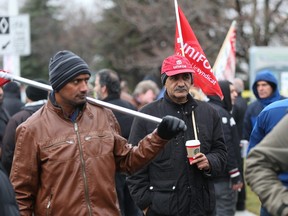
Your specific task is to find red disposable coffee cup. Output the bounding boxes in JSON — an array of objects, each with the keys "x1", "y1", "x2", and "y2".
[{"x1": 185, "y1": 140, "x2": 200, "y2": 164}]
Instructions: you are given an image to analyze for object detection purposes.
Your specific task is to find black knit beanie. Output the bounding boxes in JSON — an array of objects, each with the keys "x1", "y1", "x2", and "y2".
[
  {"x1": 49, "y1": 50, "x2": 91, "y2": 91},
  {"x1": 26, "y1": 79, "x2": 48, "y2": 101}
]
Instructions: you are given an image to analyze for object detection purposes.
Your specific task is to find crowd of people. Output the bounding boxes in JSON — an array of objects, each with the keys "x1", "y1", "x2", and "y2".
[{"x1": 0, "y1": 50, "x2": 287, "y2": 216}]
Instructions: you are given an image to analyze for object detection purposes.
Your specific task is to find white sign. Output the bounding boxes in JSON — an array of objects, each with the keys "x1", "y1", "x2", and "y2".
[
  {"x1": 0, "y1": 14, "x2": 31, "y2": 56},
  {"x1": 0, "y1": 0, "x2": 9, "y2": 15},
  {"x1": 281, "y1": 72, "x2": 288, "y2": 96},
  {"x1": 249, "y1": 46, "x2": 288, "y2": 98}
]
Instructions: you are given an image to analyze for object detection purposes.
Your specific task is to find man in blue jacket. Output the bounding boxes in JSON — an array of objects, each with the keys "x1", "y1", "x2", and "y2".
[
  {"x1": 247, "y1": 98, "x2": 288, "y2": 216},
  {"x1": 243, "y1": 69, "x2": 285, "y2": 142}
]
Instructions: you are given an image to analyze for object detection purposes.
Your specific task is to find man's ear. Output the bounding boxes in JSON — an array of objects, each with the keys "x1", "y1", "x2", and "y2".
[{"x1": 102, "y1": 85, "x2": 107, "y2": 94}]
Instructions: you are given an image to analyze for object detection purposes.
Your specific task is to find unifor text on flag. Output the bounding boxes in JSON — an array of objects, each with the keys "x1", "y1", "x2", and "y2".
[{"x1": 175, "y1": 6, "x2": 223, "y2": 100}]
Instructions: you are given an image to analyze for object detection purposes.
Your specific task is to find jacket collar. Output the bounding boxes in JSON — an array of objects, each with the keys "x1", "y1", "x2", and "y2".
[
  {"x1": 48, "y1": 91, "x2": 86, "y2": 122},
  {"x1": 163, "y1": 91, "x2": 198, "y2": 113}
]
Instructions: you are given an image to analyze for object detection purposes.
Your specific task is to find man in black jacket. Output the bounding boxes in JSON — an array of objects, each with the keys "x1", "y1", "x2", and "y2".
[
  {"x1": 127, "y1": 54, "x2": 227, "y2": 216},
  {"x1": 94, "y1": 69, "x2": 142, "y2": 216},
  {"x1": 1, "y1": 80, "x2": 48, "y2": 175},
  {"x1": 2, "y1": 82, "x2": 24, "y2": 116},
  {"x1": 208, "y1": 80, "x2": 243, "y2": 215},
  {"x1": 0, "y1": 86, "x2": 10, "y2": 153},
  {"x1": 0, "y1": 160, "x2": 19, "y2": 216}
]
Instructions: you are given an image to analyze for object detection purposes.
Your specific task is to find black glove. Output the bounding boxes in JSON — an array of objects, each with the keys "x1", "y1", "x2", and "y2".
[{"x1": 157, "y1": 115, "x2": 187, "y2": 140}]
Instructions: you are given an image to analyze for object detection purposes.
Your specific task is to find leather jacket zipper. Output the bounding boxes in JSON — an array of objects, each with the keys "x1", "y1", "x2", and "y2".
[
  {"x1": 74, "y1": 123, "x2": 92, "y2": 216},
  {"x1": 46, "y1": 193, "x2": 52, "y2": 216}
]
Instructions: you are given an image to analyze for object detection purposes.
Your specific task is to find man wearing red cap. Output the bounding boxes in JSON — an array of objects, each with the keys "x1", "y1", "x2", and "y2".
[{"x1": 127, "y1": 54, "x2": 227, "y2": 215}]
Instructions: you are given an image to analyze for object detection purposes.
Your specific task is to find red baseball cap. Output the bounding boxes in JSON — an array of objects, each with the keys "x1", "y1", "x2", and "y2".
[{"x1": 161, "y1": 54, "x2": 194, "y2": 76}]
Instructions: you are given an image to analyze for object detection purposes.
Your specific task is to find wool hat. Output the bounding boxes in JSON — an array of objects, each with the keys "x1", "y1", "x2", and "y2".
[
  {"x1": 49, "y1": 50, "x2": 91, "y2": 91},
  {"x1": 161, "y1": 54, "x2": 194, "y2": 85},
  {"x1": 26, "y1": 79, "x2": 49, "y2": 101}
]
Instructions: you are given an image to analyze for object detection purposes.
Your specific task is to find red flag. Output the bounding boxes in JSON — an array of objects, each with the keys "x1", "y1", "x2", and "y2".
[
  {"x1": 213, "y1": 21, "x2": 237, "y2": 82},
  {"x1": 0, "y1": 70, "x2": 10, "y2": 87},
  {"x1": 175, "y1": 6, "x2": 223, "y2": 99}
]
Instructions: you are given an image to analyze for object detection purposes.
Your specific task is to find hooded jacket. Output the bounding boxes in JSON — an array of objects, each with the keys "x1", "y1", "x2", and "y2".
[
  {"x1": 10, "y1": 93, "x2": 168, "y2": 216},
  {"x1": 208, "y1": 81, "x2": 241, "y2": 182},
  {"x1": 248, "y1": 99, "x2": 288, "y2": 187},
  {"x1": 243, "y1": 70, "x2": 285, "y2": 140}
]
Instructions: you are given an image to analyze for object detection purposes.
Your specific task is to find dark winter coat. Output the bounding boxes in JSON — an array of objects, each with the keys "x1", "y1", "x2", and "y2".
[
  {"x1": 1, "y1": 100, "x2": 46, "y2": 175},
  {"x1": 0, "y1": 105, "x2": 10, "y2": 148},
  {"x1": 127, "y1": 93, "x2": 227, "y2": 216},
  {"x1": 232, "y1": 95, "x2": 247, "y2": 139},
  {"x1": 0, "y1": 161, "x2": 19, "y2": 216},
  {"x1": 208, "y1": 81, "x2": 241, "y2": 182},
  {"x1": 3, "y1": 91, "x2": 24, "y2": 116},
  {"x1": 103, "y1": 95, "x2": 136, "y2": 139}
]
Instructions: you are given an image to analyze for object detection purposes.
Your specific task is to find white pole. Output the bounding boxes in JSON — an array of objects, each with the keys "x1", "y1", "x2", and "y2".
[
  {"x1": 174, "y1": 0, "x2": 185, "y2": 56},
  {"x1": 0, "y1": 71, "x2": 163, "y2": 124}
]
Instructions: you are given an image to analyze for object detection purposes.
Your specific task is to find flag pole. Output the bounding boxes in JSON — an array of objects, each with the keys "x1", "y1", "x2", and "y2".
[
  {"x1": 0, "y1": 71, "x2": 162, "y2": 124},
  {"x1": 174, "y1": 2, "x2": 198, "y2": 137},
  {"x1": 212, "y1": 20, "x2": 237, "y2": 76},
  {"x1": 174, "y1": 0, "x2": 185, "y2": 56}
]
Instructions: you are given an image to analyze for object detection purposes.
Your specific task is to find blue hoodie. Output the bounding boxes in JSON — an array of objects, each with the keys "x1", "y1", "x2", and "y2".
[
  {"x1": 252, "y1": 70, "x2": 281, "y2": 106},
  {"x1": 242, "y1": 69, "x2": 285, "y2": 140}
]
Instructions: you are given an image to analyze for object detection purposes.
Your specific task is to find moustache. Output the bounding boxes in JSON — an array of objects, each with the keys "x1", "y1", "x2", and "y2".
[{"x1": 175, "y1": 87, "x2": 188, "y2": 91}]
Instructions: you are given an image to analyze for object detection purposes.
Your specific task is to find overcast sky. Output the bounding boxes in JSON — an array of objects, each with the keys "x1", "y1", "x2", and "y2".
[
  {"x1": 0, "y1": 0, "x2": 113, "y2": 16},
  {"x1": 62, "y1": 0, "x2": 113, "y2": 14}
]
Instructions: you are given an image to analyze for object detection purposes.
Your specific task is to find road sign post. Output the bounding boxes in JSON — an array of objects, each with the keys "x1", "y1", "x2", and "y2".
[{"x1": 0, "y1": 14, "x2": 31, "y2": 56}]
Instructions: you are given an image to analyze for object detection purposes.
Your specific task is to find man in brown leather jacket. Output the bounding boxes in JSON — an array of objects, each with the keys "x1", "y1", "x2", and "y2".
[{"x1": 10, "y1": 50, "x2": 186, "y2": 216}]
